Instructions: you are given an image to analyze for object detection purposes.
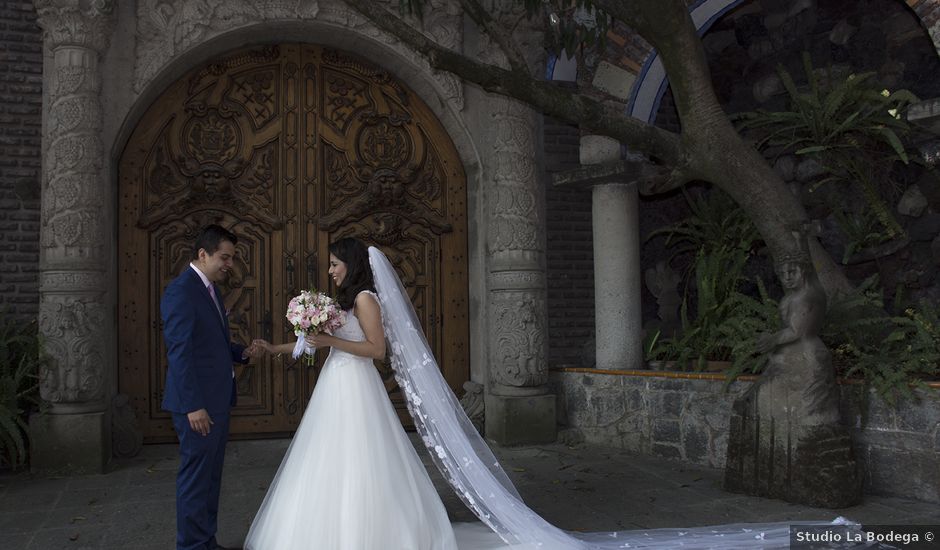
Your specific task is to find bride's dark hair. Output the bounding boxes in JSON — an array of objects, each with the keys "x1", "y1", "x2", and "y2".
[{"x1": 329, "y1": 237, "x2": 376, "y2": 310}]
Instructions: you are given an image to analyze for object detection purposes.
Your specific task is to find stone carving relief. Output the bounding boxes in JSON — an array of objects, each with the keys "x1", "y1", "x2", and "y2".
[
  {"x1": 422, "y1": 0, "x2": 464, "y2": 110},
  {"x1": 41, "y1": 271, "x2": 106, "y2": 292},
  {"x1": 34, "y1": 0, "x2": 116, "y2": 52},
  {"x1": 482, "y1": 93, "x2": 546, "y2": 390},
  {"x1": 487, "y1": 100, "x2": 541, "y2": 257},
  {"x1": 490, "y1": 293, "x2": 547, "y2": 387},
  {"x1": 38, "y1": 298, "x2": 108, "y2": 404},
  {"x1": 134, "y1": 0, "x2": 463, "y2": 109},
  {"x1": 35, "y1": 3, "x2": 115, "y2": 264}
]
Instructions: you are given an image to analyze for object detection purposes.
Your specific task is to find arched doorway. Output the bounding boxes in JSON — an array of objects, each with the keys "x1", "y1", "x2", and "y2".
[{"x1": 118, "y1": 44, "x2": 469, "y2": 442}]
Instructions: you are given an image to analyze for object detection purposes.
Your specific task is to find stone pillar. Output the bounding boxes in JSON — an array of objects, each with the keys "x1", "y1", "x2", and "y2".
[
  {"x1": 31, "y1": 0, "x2": 116, "y2": 475},
  {"x1": 581, "y1": 136, "x2": 643, "y2": 370},
  {"x1": 484, "y1": 97, "x2": 555, "y2": 446},
  {"x1": 592, "y1": 183, "x2": 643, "y2": 370}
]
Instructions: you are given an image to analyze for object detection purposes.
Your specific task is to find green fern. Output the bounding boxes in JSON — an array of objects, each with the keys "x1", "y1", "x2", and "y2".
[
  {"x1": 822, "y1": 277, "x2": 940, "y2": 404},
  {"x1": 652, "y1": 246, "x2": 777, "y2": 372},
  {"x1": 734, "y1": 52, "x2": 918, "y2": 255},
  {"x1": 646, "y1": 187, "x2": 761, "y2": 261}
]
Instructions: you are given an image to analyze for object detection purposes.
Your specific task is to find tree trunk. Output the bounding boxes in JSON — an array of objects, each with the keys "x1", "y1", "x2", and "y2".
[
  {"x1": 347, "y1": 0, "x2": 853, "y2": 297},
  {"x1": 618, "y1": 0, "x2": 853, "y2": 296}
]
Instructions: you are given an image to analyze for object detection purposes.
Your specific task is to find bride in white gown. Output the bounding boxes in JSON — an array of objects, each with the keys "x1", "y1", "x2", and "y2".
[
  {"x1": 245, "y1": 238, "x2": 473, "y2": 550},
  {"x1": 245, "y1": 238, "x2": 857, "y2": 550}
]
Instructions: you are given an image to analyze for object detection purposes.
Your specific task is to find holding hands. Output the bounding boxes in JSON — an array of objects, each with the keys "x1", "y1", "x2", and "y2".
[
  {"x1": 243, "y1": 341, "x2": 268, "y2": 359},
  {"x1": 243, "y1": 334, "x2": 334, "y2": 364},
  {"x1": 249, "y1": 339, "x2": 274, "y2": 355}
]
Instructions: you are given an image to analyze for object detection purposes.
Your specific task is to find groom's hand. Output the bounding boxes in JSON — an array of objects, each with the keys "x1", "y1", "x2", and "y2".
[
  {"x1": 187, "y1": 408, "x2": 213, "y2": 436},
  {"x1": 250, "y1": 339, "x2": 273, "y2": 356}
]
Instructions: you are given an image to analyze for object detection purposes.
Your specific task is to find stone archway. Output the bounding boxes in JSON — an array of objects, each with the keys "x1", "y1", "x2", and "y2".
[
  {"x1": 32, "y1": 0, "x2": 553, "y2": 472},
  {"x1": 117, "y1": 43, "x2": 470, "y2": 441}
]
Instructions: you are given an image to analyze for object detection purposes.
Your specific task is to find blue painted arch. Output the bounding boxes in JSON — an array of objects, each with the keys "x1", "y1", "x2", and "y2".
[{"x1": 627, "y1": 0, "x2": 747, "y2": 124}]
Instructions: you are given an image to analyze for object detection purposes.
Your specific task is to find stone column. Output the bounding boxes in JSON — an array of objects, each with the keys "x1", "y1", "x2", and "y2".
[
  {"x1": 30, "y1": 0, "x2": 116, "y2": 474},
  {"x1": 582, "y1": 136, "x2": 643, "y2": 370},
  {"x1": 483, "y1": 97, "x2": 555, "y2": 445}
]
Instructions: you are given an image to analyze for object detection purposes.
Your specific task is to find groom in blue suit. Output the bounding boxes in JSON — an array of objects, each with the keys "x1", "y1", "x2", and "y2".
[{"x1": 162, "y1": 224, "x2": 261, "y2": 550}]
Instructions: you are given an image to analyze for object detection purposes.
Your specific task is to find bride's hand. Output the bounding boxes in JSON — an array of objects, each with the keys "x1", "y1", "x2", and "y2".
[
  {"x1": 305, "y1": 332, "x2": 333, "y2": 348},
  {"x1": 252, "y1": 338, "x2": 274, "y2": 354}
]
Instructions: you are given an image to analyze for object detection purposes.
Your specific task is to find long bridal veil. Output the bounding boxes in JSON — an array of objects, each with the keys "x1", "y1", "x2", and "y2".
[{"x1": 368, "y1": 246, "x2": 858, "y2": 550}]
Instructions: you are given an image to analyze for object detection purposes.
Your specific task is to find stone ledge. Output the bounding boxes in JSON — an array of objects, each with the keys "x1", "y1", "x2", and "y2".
[{"x1": 550, "y1": 369, "x2": 940, "y2": 504}]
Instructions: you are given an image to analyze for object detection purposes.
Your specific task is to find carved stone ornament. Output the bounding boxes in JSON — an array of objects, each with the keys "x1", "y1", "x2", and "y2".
[
  {"x1": 133, "y1": 0, "x2": 463, "y2": 109},
  {"x1": 487, "y1": 100, "x2": 541, "y2": 258},
  {"x1": 458, "y1": 380, "x2": 485, "y2": 434},
  {"x1": 34, "y1": 0, "x2": 116, "y2": 52},
  {"x1": 38, "y1": 1, "x2": 112, "y2": 265},
  {"x1": 490, "y1": 292, "x2": 547, "y2": 387},
  {"x1": 38, "y1": 297, "x2": 108, "y2": 404}
]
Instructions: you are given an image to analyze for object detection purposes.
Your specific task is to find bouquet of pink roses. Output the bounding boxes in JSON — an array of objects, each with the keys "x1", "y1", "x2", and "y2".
[{"x1": 286, "y1": 290, "x2": 346, "y2": 364}]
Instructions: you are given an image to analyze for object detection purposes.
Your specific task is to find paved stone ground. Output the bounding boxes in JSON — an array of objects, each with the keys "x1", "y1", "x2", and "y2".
[{"x1": 2, "y1": 436, "x2": 938, "y2": 549}]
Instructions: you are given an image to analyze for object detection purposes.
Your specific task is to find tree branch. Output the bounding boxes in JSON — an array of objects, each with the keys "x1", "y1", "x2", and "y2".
[
  {"x1": 457, "y1": 0, "x2": 529, "y2": 74},
  {"x1": 345, "y1": 0, "x2": 684, "y2": 166}
]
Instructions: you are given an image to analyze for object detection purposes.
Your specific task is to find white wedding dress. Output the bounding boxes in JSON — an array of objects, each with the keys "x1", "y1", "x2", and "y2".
[
  {"x1": 246, "y1": 248, "x2": 860, "y2": 550},
  {"x1": 244, "y1": 292, "x2": 511, "y2": 550}
]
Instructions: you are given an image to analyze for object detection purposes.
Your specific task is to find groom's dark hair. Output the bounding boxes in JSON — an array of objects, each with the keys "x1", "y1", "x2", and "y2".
[
  {"x1": 192, "y1": 224, "x2": 238, "y2": 260},
  {"x1": 329, "y1": 237, "x2": 375, "y2": 310}
]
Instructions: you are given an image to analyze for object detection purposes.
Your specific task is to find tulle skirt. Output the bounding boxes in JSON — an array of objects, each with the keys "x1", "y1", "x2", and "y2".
[{"x1": 244, "y1": 350, "x2": 461, "y2": 550}]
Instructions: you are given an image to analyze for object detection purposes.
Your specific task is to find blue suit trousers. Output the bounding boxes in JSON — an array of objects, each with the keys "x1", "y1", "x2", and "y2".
[{"x1": 172, "y1": 411, "x2": 231, "y2": 550}]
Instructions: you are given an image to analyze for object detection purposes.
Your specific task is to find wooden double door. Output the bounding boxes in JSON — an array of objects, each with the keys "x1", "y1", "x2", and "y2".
[{"x1": 118, "y1": 44, "x2": 469, "y2": 442}]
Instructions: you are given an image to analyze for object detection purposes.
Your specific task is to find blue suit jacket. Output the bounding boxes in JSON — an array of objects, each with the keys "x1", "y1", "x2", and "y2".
[{"x1": 161, "y1": 267, "x2": 248, "y2": 415}]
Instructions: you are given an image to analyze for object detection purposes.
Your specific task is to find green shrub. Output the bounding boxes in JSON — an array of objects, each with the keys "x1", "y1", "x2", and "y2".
[
  {"x1": 735, "y1": 52, "x2": 920, "y2": 257},
  {"x1": 823, "y1": 278, "x2": 940, "y2": 404},
  {"x1": 651, "y1": 246, "x2": 778, "y2": 373},
  {"x1": 0, "y1": 316, "x2": 47, "y2": 469}
]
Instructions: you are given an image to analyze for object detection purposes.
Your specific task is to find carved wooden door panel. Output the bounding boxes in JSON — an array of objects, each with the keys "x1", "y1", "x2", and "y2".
[{"x1": 118, "y1": 44, "x2": 468, "y2": 441}]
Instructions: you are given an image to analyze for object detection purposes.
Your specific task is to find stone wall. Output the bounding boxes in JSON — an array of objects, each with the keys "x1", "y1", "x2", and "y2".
[
  {"x1": 544, "y1": 115, "x2": 594, "y2": 368},
  {"x1": 0, "y1": 1, "x2": 41, "y2": 318},
  {"x1": 551, "y1": 370, "x2": 940, "y2": 503}
]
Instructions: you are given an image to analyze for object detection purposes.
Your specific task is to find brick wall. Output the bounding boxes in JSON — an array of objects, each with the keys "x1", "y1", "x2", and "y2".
[
  {"x1": 544, "y1": 115, "x2": 594, "y2": 368},
  {"x1": 0, "y1": 1, "x2": 42, "y2": 318}
]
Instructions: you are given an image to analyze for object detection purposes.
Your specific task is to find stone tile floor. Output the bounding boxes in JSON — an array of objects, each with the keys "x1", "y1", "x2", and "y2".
[{"x1": 1, "y1": 437, "x2": 938, "y2": 549}]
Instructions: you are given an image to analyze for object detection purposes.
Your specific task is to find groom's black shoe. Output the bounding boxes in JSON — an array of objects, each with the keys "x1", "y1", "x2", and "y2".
[{"x1": 213, "y1": 545, "x2": 242, "y2": 550}]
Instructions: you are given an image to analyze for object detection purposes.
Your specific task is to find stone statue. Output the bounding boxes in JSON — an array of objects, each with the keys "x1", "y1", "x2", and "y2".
[
  {"x1": 753, "y1": 255, "x2": 839, "y2": 426},
  {"x1": 725, "y1": 237, "x2": 861, "y2": 508}
]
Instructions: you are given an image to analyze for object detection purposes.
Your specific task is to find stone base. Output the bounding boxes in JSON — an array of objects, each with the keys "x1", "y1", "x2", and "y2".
[
  {"x1": 485, "y1": 392, "x2": 556, "y2": 446},
  {"x1": 725, "y1": 408, "x2": 863, "y2": 508},
  {"x1": 29, "y1": 411, "x2": 111, "y2": 475}
]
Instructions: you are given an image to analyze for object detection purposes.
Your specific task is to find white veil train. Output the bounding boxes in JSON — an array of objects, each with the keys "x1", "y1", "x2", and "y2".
[{"x1": 368, "y1": 246, "x2": 860, "y2": 550}]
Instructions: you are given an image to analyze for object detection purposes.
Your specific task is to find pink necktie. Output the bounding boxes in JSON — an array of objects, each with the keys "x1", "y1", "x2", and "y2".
[
  {"x1": 207, "y1": 284, "x2": 224, "y2": 319},
  {"x1": 209, "y1": 284, "x2": 236, "y2": 378}
]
